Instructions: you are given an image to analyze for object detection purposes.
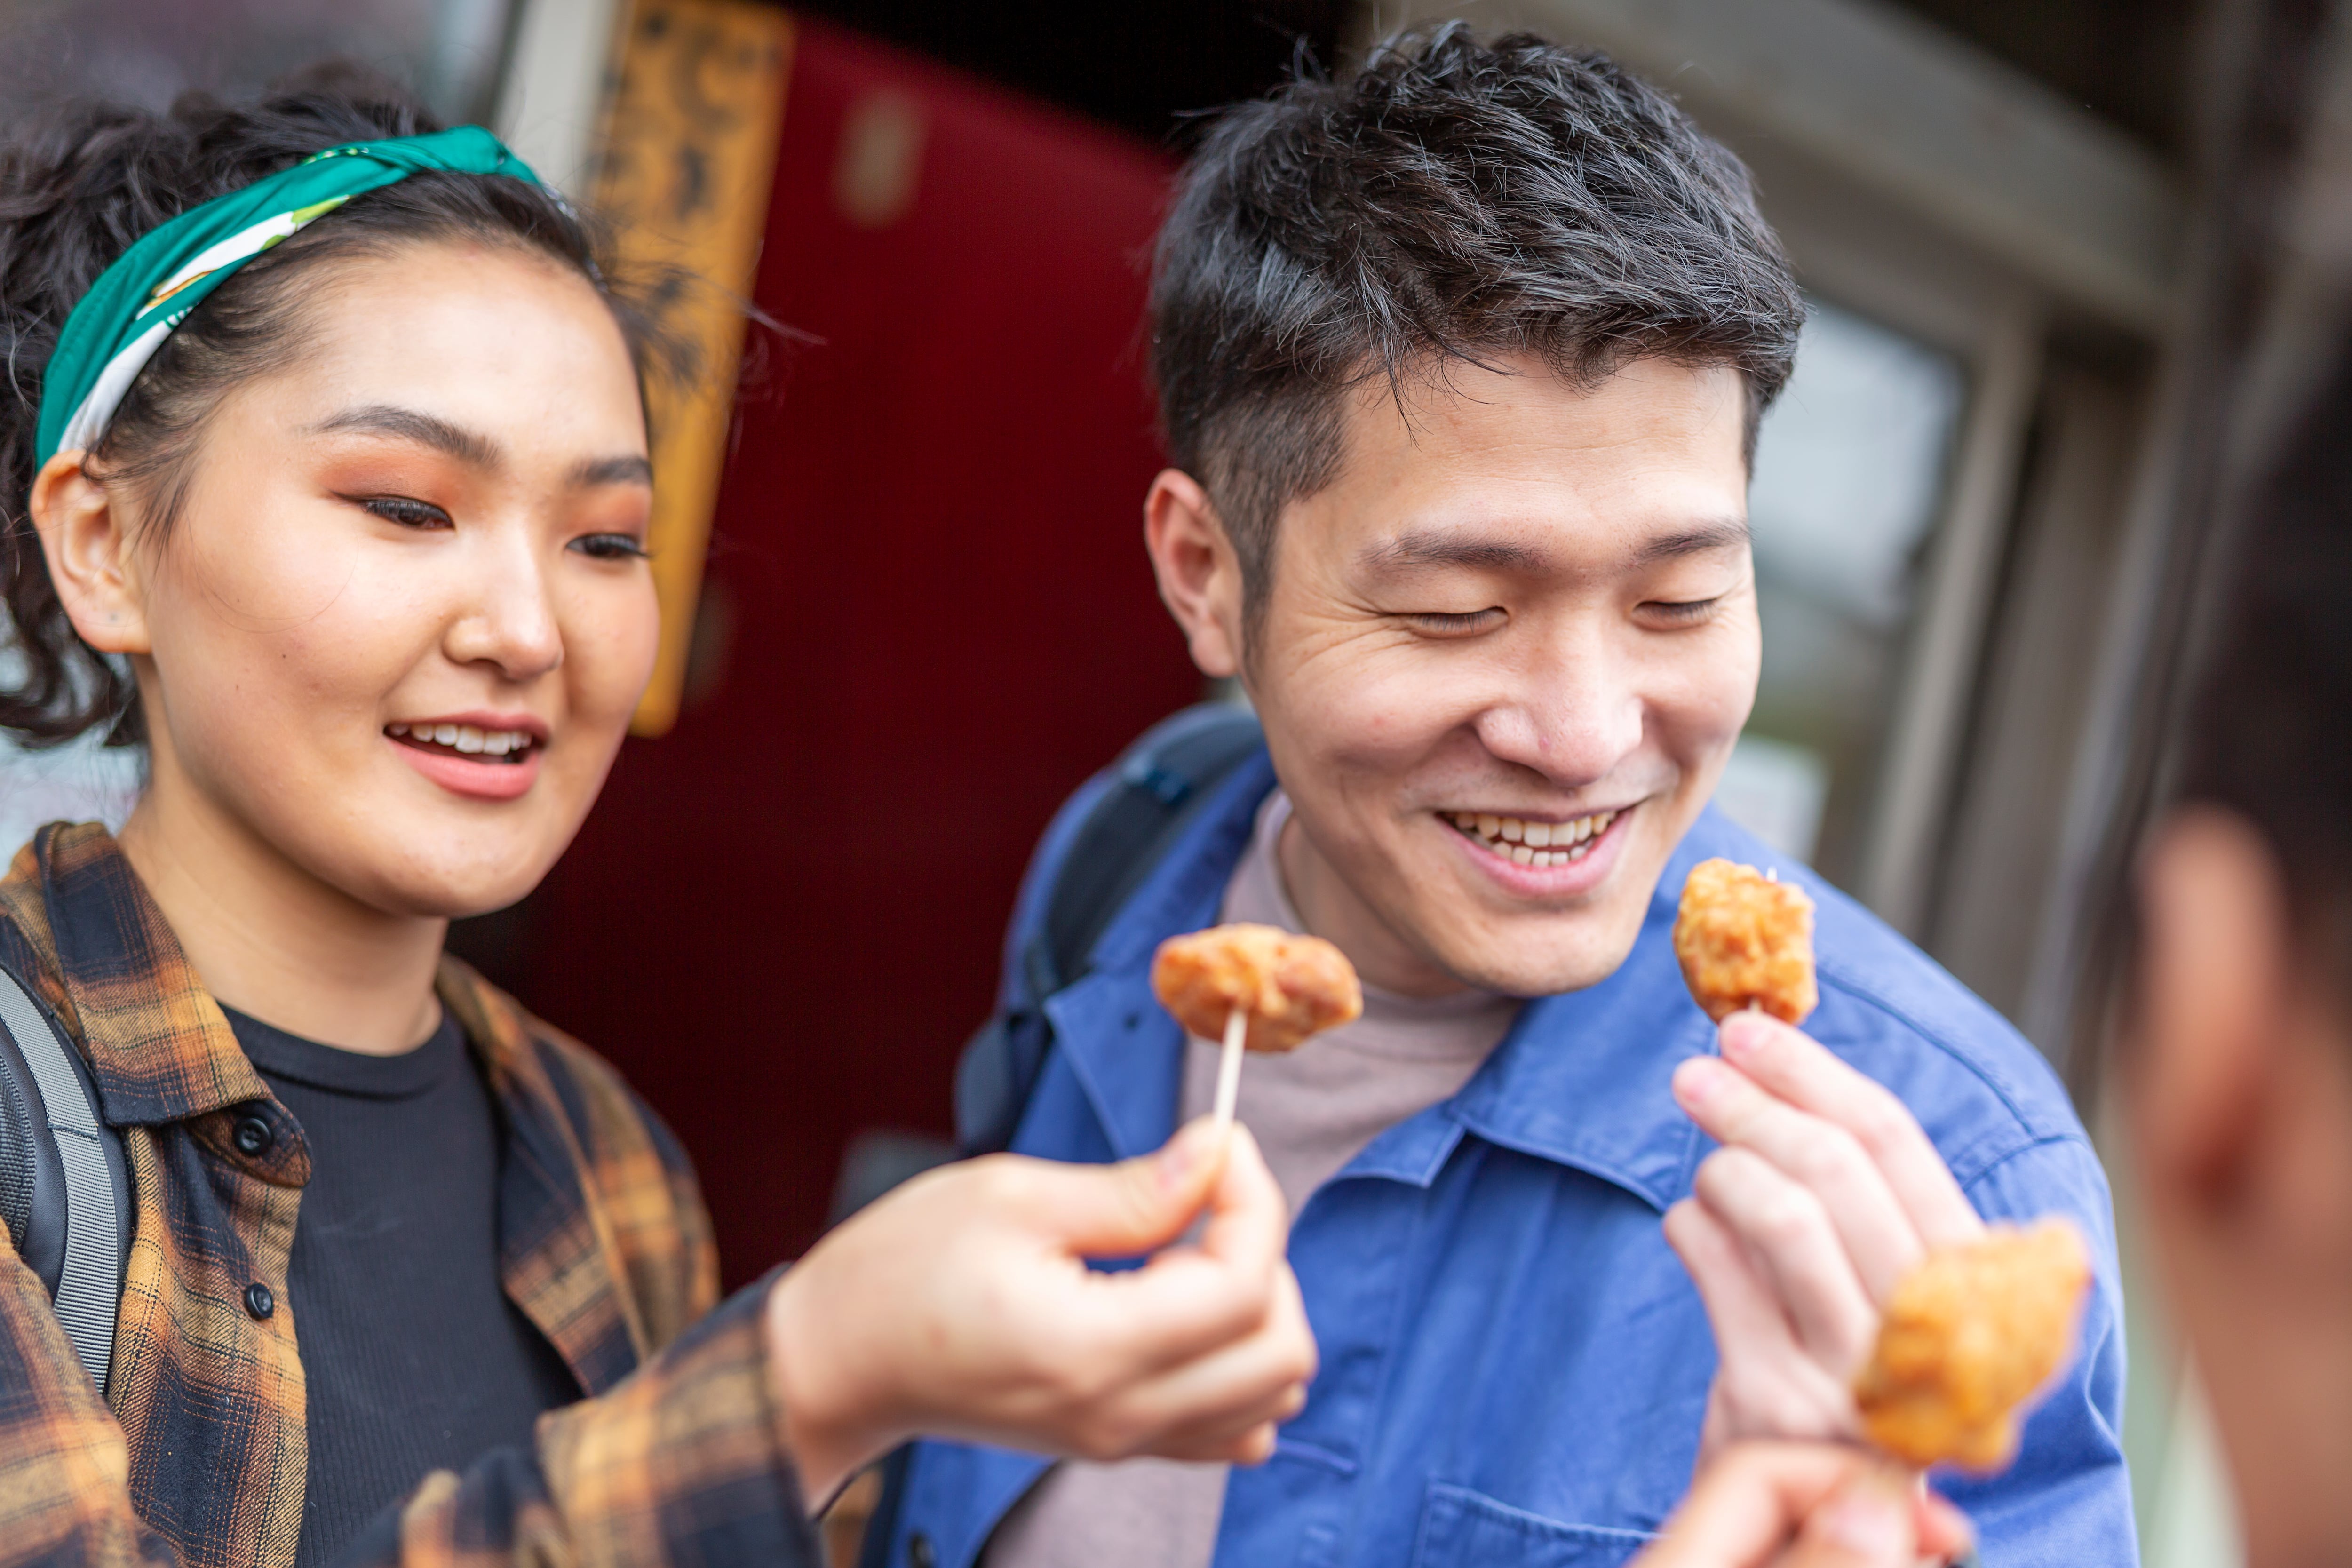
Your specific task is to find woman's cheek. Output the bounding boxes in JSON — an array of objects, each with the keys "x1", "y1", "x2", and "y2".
[{"x1": 567, "y1": 576, "x2": 662, "y2": 732}]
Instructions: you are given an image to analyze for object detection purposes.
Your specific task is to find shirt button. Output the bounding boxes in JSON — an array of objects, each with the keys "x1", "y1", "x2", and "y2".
[
  {"x1": 907, "y1": 1533, "x2": 935, "y2": 1568},
  {"x1": 232, "y1": 1115, "x2": 273, "y2": 1156},
  {"x1": 243, "y1": 1283, "x2": 275, "y2": 1320}
]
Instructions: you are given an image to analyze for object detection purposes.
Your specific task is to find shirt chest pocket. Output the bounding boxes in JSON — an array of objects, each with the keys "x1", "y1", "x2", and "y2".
[{"x1": 1410, "y1": 1483, "x2": 1656, "y2": 1568}]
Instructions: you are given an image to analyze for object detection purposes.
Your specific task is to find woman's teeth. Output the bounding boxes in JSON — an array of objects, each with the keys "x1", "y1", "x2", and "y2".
[
  {"x1": 1449, "y1": 809, "x2": 1617, "y2": 868},
  {"x1": 387, "y1": 722, "x2": 533, "y2": 759}
]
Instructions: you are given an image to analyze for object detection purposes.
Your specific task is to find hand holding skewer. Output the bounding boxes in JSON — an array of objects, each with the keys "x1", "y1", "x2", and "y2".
[{"x1": 1667, "y1": 858, "x2": 2094, "y2": 1480}]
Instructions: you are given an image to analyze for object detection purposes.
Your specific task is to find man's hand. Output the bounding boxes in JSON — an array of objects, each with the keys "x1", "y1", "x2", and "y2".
[
  {"x1": 1664, "y1": 1011, "x2": 1982, "y2": 1462},
  {"x1": 1636, "y1": 1443, "x2": 1972, "y2": 1568},
  {"x1": 763, "y1": 1118, "x2": 1316, "y2": 1506}
]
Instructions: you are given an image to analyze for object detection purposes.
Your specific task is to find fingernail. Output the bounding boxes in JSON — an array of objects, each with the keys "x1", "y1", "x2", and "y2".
[
  {"x1": 1818, "y1": 1494, "x2": 1907, "y2": 1556},
  {"x1": 1157, "y1": 1120, "x2": 1215, "y2": 1191},
  {"x1": 1673, "y1": 1056, "x2": 1723, "y2": 1105},
  {"x1": 1719, "y1": 1012, "x2": 1767, "y2": 1059}
]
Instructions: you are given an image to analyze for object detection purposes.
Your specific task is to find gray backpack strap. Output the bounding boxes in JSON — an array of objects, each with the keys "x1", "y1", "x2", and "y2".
[{"x1": 0, "y1": 965, "x2": 121, "y2": 1397}]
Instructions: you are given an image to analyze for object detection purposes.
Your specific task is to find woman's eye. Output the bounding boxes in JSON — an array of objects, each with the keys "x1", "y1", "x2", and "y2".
[
  {"x1": 571, "y1": 533, "x2": 651, "y2": 562},
  {"x1": 1406, "y1": 608, "x2": 1504, "y2": 635},
  {"x1": 358, "y1": 496, "x2": 452, "y2": 529}
]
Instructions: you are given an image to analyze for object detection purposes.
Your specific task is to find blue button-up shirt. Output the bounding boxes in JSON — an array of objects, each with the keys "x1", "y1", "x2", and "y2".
[{"x1": 891, "y1": 750, "x2": 2135, "y2": 1568}]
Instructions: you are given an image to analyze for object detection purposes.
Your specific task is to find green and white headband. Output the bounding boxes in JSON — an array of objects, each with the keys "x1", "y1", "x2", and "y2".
[{"x1": 36, "y1": 126, "x2": 541, "y2": 468}]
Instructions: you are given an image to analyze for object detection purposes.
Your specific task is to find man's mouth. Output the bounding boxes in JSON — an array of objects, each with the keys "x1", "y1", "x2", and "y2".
[
  {"x1": 1446, "y1": 808, "x2": 1621, "y2": 868},
  {"x1": 387, "y1": 721, "x2": 539, "y2": 764}
]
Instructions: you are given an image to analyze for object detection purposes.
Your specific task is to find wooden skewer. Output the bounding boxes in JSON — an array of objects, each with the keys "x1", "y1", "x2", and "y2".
[{"x1": 1212, "y1": 1004, "x2": 1248, "y2": 1132}]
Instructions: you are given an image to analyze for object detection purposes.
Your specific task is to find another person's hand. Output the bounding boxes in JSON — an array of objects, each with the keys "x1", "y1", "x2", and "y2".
[
  {"x1": 1636, "y1": 1443, "x2": 1972, "y2": 1568},
  {"x1": 1664, "y1": 1011, "x2": 1982, "y2": 1462},
  {"x1": 763, "y1": 1118, "x2": 1315, "y2": 1505}
]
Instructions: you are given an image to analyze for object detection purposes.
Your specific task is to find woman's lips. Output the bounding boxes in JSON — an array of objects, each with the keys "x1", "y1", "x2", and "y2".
[
  {"x1": 1443, "y1": 802, "x2": 1637, "y2": 897},
  {"x1": 387, "y1": 729, "x2": 542, "y2": 801}
]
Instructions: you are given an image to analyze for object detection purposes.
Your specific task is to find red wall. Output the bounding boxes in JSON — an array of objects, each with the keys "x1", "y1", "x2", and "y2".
[{"x1": 517, "y1": 19, "x2": 1202, "y2": 1282}]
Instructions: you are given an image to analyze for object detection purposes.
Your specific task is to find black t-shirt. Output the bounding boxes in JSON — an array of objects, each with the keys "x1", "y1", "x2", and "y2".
[{"x1": 225, "y1": 1006, "x2": 581, "y2": 1568}]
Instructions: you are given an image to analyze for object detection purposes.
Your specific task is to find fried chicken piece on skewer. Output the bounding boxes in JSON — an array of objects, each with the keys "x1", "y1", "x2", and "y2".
[
  {"x1": 1152, "y1": 923, "x2": 1363, "y2": 1128},
  {"x1": 1673, "y1": 857, "x2": 1818, "y2": 1027}
]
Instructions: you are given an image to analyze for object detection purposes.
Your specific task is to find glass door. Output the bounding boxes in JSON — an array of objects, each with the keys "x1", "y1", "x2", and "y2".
[{"x1": 1715, "y1": 297, "x2": 1966, "y2": 887}]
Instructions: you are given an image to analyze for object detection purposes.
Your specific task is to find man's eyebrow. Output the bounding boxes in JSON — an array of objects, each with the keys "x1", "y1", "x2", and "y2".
[
  {"x1": 307, "y1": 405, "x2": 501, "y2": 469},
  {"x1": 1359, "y1": 531, "x2": 1550, "y2": 573},
  {"x1": 572, "y1": 454, "x2": 653, "y2": 487},
  {"x1": 1630, "y1": 517, "x2": 1751, "y2": 565}
]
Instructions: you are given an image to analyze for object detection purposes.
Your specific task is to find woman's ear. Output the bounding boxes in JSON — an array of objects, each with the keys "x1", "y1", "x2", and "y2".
[
  {"x1": 2133, "y1": 807, "x2": 2293, "y2": 1196},
  {"x1": 29, "y1": 450, "x2": 150, "y2": 655},
  {"x1": 1144, "y1": 468, "x2": 1244, "y2": 680}
]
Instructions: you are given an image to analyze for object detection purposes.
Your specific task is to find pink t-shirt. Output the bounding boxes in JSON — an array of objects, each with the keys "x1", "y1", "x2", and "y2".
[{"x1": 982, "y1": 791, "x2": 1522, "y2": 1568}]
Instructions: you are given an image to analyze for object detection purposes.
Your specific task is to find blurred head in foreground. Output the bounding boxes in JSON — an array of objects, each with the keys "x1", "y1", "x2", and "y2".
[
  {"x1": 1140, "y1": 24, "x2": 1804, "y2": 1000},
  {"x1": 2126, "y1": 341, "x2": 2352, "y2": 1568}
]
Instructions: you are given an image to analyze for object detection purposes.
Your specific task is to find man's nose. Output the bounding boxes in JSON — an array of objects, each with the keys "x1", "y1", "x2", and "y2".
[
  {"x1": 1472, "y1": 634, "x2": 1646, "y2": 785},
  {"x1": 445, "y1": 526, "x2": 564, "y2": 681}
]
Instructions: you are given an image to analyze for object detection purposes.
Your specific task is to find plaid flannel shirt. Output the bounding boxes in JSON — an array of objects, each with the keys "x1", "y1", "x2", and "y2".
[{"x1": 0, "y1": 823, "x2": 818, "y2": 1568}]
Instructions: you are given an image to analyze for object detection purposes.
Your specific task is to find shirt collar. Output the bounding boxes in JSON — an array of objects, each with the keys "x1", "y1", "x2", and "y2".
[
  {"x1": 1054, "y1": 757, "x2": 1780, "y2": 1213},
  {"x1": 4, "y1": 822, "x2": 270, "y2": 1126}
]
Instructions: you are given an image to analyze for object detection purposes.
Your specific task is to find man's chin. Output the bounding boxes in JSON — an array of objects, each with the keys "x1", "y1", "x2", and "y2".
[{"x1": 1419, "y1": 911, "x2": 1649, "y2": 1000}]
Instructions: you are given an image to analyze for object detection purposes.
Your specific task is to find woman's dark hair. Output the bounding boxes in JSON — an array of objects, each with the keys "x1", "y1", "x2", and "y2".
[
  {"x1": 2171, "y1": 344, "x2": 2352, "y2": 952},
  {"x1": 1149, "y1": 23, "x2": 1805, "y2": 623},
  {"x1": 0, "y1": 63, "x2": 667, "y2": 747}
]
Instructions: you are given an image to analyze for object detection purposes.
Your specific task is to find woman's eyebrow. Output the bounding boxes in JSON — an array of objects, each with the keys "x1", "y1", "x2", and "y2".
[
  {"x1": 572, "y1": 454, "x2": 653, "y2": 486},
  {"x1": 307, "y1": 404, "x2": 501, "y2": 469}
]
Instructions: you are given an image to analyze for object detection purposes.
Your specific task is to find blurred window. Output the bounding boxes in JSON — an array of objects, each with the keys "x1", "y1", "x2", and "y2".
[
  {"x1": 1719, "y1": 297, "x2": 1967, "y2": 882},
  {"x1": 0, "y1": 0, "x2": 510, "y2": 129}
]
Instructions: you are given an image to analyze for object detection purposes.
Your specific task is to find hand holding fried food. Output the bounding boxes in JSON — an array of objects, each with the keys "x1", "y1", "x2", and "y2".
[
  {"x1": 1665, "y1": 1012, "x2": 1999, "y2": 1468},
  {"x1": 1151, "y1": 923, "x2": 1362, "y2": 1054},
  {"x1": 1631, "y1": 1443, "x2": 1975, "y2": 1568},
  {"x1": 1673, "y1": 858, "x2": 1818, "y2": 1026},
  {"x1": 1853, "y1": 1220, "x2": 2092, "y2": 1471}
]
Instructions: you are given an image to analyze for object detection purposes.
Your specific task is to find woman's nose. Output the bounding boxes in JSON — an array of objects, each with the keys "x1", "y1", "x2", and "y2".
[{"x1": 445, "y1": 530, "x2": 563, "y2": 680}]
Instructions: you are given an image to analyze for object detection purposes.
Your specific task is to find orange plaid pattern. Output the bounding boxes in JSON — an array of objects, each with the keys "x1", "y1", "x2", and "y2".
[{"x1": 0, "y1": 824, "x2": 815, "y2": 1568}]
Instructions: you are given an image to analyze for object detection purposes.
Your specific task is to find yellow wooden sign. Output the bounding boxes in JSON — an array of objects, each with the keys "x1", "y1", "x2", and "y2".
[{"x1": 592, "y1": 0, "x2": 793, "y2": 735}]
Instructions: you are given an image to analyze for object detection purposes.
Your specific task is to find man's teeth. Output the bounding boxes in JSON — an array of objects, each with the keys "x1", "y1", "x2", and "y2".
[
  {"x1": 1449, "y1": 809, "x2": 1617, "y2": 867},
  {"x1": 387, "y1": 722, "x2": 532, "y2": 757}
]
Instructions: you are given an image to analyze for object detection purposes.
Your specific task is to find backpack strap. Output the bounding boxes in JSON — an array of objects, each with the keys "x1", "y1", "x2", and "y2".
[
  {"x1": 0, "y1": 962, "x2": 127, "y2": 1398},
  {"x1": 952, "y1": 702, "x2": 1265, "y2": 1156}
]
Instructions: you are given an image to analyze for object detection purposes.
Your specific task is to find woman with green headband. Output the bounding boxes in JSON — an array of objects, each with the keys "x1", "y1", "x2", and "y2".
[{"x1": 0, "y1": 65, "x2": 1312, "y2": 1568}]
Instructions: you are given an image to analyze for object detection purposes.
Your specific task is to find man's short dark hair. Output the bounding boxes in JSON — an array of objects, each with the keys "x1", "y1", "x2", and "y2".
[{"x1": 1149, "y1": 24, "x2": 1805, "y2": 620}]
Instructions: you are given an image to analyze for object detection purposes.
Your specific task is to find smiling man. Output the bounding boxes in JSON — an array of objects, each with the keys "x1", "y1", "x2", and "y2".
[{"x1": 879, "y1": 25, "x2": 2134, "y2": 1568}]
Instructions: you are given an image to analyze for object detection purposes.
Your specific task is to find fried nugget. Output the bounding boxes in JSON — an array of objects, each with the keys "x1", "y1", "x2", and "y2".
[
  {"x1": 1854, "y1": 1220, "x2": 2093, "y2": 1472},
  {"x1": 1672, "y1": 858, "x2": 1818, "y2": 1026},
  {"x1": 1151, "y1": 923, "x2": 1362, "y2": 1053}
]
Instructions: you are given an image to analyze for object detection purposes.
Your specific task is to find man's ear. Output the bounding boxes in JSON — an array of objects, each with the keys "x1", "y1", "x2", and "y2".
[
  {"x1": 1143, "y1": 468, "x2": 1244, "y2": 680},
  {"x1": 29, "y1": 451, "x2": 150, "y2": 654},
  {"x1": 2133, "y1": 807, "x2": 2292, "y2": 1197}
]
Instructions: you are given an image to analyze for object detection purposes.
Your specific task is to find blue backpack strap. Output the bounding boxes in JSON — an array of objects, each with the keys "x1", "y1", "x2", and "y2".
[{"x1": 951, "y1": 702, "x2": 1264, "y2": 1157}]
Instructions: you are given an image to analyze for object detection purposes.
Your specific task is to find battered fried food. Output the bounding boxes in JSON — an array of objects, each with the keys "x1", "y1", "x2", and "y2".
[
  {"x1": 1152, "y1": 923, "x2": 1362, "y2": 1054},
  {"x1": 1672, "y1": 858, "x2": 1818, "y2": 1026},
  {"x1": 1854, "y1": 1220, "x2": 2093, "y2": 1472}
]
